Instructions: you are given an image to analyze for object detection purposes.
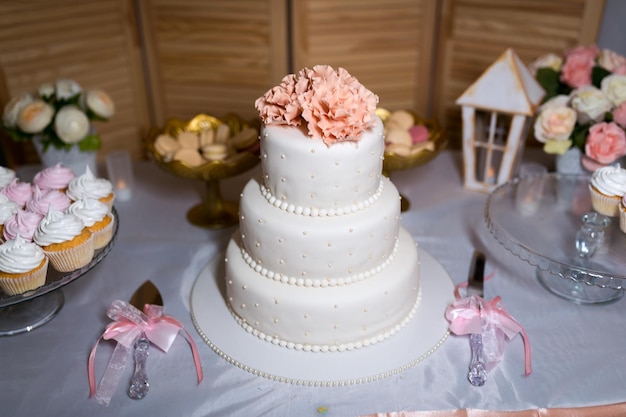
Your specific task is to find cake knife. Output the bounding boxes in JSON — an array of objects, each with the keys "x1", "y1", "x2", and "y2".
[
  {"x1": 467, "y1": 250, "x2": 487, "y2": 387},
  {"x1": 128, "y1": 280, "x2": 163, "y2": 399}
]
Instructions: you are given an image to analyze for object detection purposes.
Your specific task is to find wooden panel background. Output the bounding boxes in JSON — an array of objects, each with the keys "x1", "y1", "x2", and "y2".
[
  {"x1": 0, "y1": 0, "x2": 149, "y2": 166},
  {"x1": 433, "y1": 0, "x2": 605, "y2": 148},
  {"x1": 137, "y1": 0, "x2": 289, "y2": 126},
  {"x1": 291, "y1": 0, "x2": 439, "y2": 116}
]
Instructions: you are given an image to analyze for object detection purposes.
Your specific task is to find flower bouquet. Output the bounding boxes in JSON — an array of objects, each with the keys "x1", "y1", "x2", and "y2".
[
  {"x1": 530, "y1": 45, "x2": 626, "y2": 171},
  {"x1": 1, "y1": 79, "x2": 115, "y2": 154}
]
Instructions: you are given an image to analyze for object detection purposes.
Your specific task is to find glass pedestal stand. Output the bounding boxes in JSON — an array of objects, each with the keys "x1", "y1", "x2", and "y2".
[
  {"x1": 0, "y1": 209, "x2": 119, "y2": 336},
  {"x1": 0, "y1": 291, "x2": 64, "y2": 336},
  {"x1": 486, "y1": 174, "x2": 626, "y2": 305}
]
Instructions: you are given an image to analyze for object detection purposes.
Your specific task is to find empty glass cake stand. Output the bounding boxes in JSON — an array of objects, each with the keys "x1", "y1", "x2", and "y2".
[
  {"x1": 0, "y1": 208, "x2": 119, "y2": 336},
  {"x1": 485, "y1": 174, "x2": 626, "y2": 304}
]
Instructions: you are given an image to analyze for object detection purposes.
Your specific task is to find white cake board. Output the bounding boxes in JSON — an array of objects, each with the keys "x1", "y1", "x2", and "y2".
[{"x1": 190, "y1": 250, "x2": 455, "y2": 386}]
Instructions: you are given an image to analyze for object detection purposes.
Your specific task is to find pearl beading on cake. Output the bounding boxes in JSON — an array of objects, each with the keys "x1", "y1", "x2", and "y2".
[
  {"x1": 228, "y1": 285, "x2": 422, "y2": 353},
  {"x1": 240, "y1": 238, "x2": 399, "y2": 287},
  {"x1": 259, "y1": 179, "x2": 385, "y2": 217}
]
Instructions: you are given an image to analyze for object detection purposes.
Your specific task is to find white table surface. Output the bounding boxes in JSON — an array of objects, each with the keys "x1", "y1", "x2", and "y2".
[{"x1": 2, "y1": 150, "x2": 626, "y2": 417}]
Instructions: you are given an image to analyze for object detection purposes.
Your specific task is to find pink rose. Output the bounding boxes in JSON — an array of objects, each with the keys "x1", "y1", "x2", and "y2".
[
  {"x1": 613, "y1": 102, "x2": 626, "y2": 128},
  {"x1": 560, "y1": 45, "x2": 598, "y2": 88},
  {"x1": 584, "y1": 122, "x2": 626, "y2": 165},
  {"x1": 598, "y1": 48, "x2": 626, "y2": 73}
]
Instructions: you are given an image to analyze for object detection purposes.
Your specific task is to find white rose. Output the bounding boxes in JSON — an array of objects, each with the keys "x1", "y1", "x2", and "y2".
[
  {"x1": 534, "y1": 105, "x2": 577, "y2": 143},
  {"x1": 54, "y1": 106, "x2": 89, "y2": 144},
  {"x1": 570, "y1": 86, "x2": 612, "y2": 123},
  {"x1": 538, "y1": 94, "x2": 570, "y2": 111},
  {"x1": 2, "y1": 93, "x2": 34, "y2": 128},
  {"x1": 38, "y1": 83, "x2": 54, "y2": 99},
  {"x1": 529, "y1": 53, "x2": 563, "y2": 75},
  {"x1": 598, "y1": 49, "x2": 626, "y2": 72},
  {"x1": 86, "y1": 89, "x2": 115, "y2": 119},
  {"x1": 601, "y1": 74, "x2": 626, "y2": 107},
  {"x1": 16, "y1": 100, "x2": 54, "y2": 133},
  {"x1": 55, "y1": 79, "x2": 82, "y2": 100}
]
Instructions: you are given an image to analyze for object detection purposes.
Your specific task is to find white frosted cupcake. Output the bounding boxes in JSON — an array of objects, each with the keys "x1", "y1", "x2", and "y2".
[
  {"x1": 0, "y1": 194, "x2": 18, "y2": 240},
  {"x1": 589, "y1": 164, "x2": 626, "y2": 217},
  {"x1": 33, "y1": 207, "x2": 94, "y2": 272},
  {"x1": 67, "y1": 198, "x2": 114, "y2": 250},
  {"x1": 66, "y1": 166, "x2": 114, "y2": 209},
  {"x1": 0, "y1": 166, "x2": 16, "y2": 189},
  {"x1": 0, "y1": 235, "x2": 48, "y2": 295}
]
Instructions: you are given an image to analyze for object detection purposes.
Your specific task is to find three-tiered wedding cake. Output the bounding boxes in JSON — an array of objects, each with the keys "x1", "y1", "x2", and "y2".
[{"x1": 224, "y1": 65, "x2": 421, "y2": 352}]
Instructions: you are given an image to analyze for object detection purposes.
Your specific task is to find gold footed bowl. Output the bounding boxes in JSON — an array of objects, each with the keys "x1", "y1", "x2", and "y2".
[
  {"x1": 146, "y1": 113, "x2": 260, "y2": 229},
  {"x1": 377, "y1": 108, "x2": 447, "y2": 211}
]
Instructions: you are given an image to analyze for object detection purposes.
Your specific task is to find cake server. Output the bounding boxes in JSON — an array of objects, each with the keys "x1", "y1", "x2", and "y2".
[
  {"x1": 128, "y1": 280, "x2": 163, "y2": 399},
  {"x1": 467, "y1": 250, "x2": 487, "y2": 386}
]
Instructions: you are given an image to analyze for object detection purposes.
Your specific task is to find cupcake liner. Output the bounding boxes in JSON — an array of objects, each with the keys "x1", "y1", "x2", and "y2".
[
  {"x1": 589, "y1": 185, "x2": 621, "y2": 217},
  {"x1": 0, "y1": 257, "x2": 48, "y2": 295},
  {"x1": 620, "y1": 205, "x2": 626, "y2": 234},
  {"x1": 91, "y1": 214, "x2": 114, "y2": 250},
  {"x1": 44, "y1": 232, "x2": 95, "y2": 272}
]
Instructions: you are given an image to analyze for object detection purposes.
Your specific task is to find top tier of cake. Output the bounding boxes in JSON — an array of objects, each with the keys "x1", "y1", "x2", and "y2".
[{"x1": 260, "y1": 117, "x2": 384, "y2": 211}]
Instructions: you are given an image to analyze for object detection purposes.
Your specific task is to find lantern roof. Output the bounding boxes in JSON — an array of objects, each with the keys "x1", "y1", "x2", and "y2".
[{"x1": 456, "y1": 48, "x2": 545, "y2": 116}]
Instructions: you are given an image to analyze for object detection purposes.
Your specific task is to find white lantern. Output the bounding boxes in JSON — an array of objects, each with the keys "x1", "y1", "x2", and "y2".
[{"x1": 456, "y1": 49, "x2": 545, "y2": 193}]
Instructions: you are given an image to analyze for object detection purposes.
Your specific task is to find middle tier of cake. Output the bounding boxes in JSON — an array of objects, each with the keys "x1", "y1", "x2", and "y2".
[{"x1": 239, "y1": 176, "x2": 401, "y2": 283}]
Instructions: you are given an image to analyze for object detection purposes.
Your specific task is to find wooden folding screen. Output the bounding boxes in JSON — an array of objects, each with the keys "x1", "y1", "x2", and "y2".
[
  {"x1": 137, "y1": 0, "x2": 289, "y2": 126},
  {"x1": 291, "y1": 0, "x2": 439, "y2": 117}
]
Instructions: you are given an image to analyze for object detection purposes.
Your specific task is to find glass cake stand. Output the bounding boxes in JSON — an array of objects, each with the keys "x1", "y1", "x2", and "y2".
[
  {"x1": 0, "y1": 208, "x2": 119, "y2": 336},
  {"x1": 485, "y1": 174, "x2": 626, "y2": 304}
]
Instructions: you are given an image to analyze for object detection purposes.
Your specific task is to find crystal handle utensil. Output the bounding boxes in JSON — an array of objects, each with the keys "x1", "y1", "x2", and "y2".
[
  {"x1": 467, "y1": 250, "x2": 487, "y2": 387},
  {"x1": 128, "y1": 334, "x2": 150, "y2": 399},
  {"x1": 468, "y1": 316, "x2": 487, "y2": 386}
]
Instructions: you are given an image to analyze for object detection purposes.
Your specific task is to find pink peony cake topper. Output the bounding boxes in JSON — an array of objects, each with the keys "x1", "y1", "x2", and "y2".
[{"x1": 255, "y1": 65, "x2": 379, "y2": 146}]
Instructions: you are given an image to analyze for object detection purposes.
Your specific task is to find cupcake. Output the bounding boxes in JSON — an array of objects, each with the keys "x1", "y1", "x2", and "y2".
[
  {"x1": 33, "y1": 207, "x2": 94, "y2": 272},
  {"x1": 619, "y1": 195, "x2": 626, "y2": 233},
  {"x1": 3, "y1": 208, "x2": 43, "y2": 242},
  {"x1": 25, "y1": 186, "x2": 72, "y2": 215},
  {"x1": 66, "y1": 166, "x2": 114, "y2": 209},
  {"x1": 0, "y1": 178, "x2": 32, "y2": 207},
  {"x1": 32, "y1": 163, "x2": 75, "y2": 191},
  {"x1": 0, "y1": 166, "x2": 16, "y2": 189},
  {"x1": 0, "y1": 235, "x2": 48, "y2": 295},
  {"x1": 0, "y1": 194, "x2": 18, "y2": 239},
  {"x1": 67, "y1": 198, "x2": 114, "y2": 250},
  {"x1": 588, "y1": 164, "x2": 626, "y2": 217}
]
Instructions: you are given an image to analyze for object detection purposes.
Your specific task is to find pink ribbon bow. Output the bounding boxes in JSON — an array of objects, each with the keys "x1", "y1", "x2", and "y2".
[
  {"x1": 88, "y1": 300, "x2": 203, "y2": 405},
  {"x1": 445, "y1": 278, "x2": 532, "y2": 376}
]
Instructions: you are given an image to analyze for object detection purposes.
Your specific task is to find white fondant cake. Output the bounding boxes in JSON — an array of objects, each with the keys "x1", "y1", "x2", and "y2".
[{"x1": 223, "y1": 65, "x2": 421, "y2": 352}]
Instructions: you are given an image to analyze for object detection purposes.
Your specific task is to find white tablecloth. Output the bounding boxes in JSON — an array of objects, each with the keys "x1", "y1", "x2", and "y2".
[{"x1": 2, "y1": 150, "x2": 626, "y2": 417}]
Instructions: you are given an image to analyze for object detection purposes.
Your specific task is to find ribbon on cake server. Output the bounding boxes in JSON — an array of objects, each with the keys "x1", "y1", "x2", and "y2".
[
  {"x1": 88, "y1": 300, "x2": 203, "y2": 405},
  {"x1": 445, "y1": 275, "x2": 532, "y2": 376}
]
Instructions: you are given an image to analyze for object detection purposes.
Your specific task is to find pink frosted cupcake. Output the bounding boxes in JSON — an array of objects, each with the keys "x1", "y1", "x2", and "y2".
[
  {"x1": 3, "y1": 209, "x2": 43, "y2": 242},
  {"x1": 33, "y1": 207, "x2": 94, "y2": 272},
  {"x1": 0, "y1": 178, "x2": 32, "y2": 207},
  {"x1": 67, "y1": 198, "x2": 114, "y2": 250},
  {"x1": 25, "y1": 186, "x2": 72, "y2": 215},
  {"x1": 33, "y1": 163, "x2": 75, "y2": 191},
  {"x1": 0, "y1": 166, "x2": 16, "y2": 189},
  {"x1": 0, "y1": 235, "x2": 48, "y2": 295},
  {"x1": 588, "y1": 164, "x2": 626, "y2": 217},
  {"x1": 66, "y1": 166, "x2": 114, "y2": 210}
]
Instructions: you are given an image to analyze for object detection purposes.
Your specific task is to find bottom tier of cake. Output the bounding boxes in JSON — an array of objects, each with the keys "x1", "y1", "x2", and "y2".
[{"x1": 224, "y1": 227, "x2": 420, "y2": 352}]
